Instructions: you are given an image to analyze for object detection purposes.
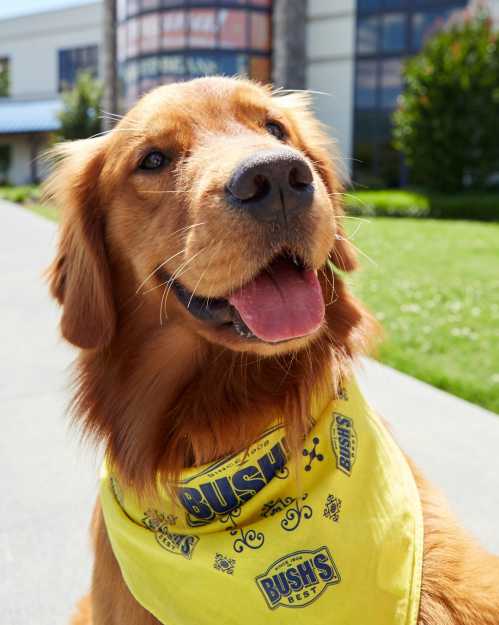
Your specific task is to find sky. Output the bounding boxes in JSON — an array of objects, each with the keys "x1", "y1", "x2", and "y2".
[{"x1": 0, "y1": 0, "x2": 97, "y2": 20}]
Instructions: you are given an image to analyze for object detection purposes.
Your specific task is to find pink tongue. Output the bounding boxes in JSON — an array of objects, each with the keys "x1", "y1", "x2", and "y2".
[{"x1": 229, "y1": 259, "x2": 325, "y2": 343}]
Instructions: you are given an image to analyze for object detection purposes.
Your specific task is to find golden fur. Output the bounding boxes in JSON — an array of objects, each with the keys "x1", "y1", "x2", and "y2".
[{"x1": 45, "y1": 77, "x2": 499, "y2": 624}]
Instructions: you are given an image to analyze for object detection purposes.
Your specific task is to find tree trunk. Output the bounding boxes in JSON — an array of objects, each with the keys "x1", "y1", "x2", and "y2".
[
  {"x1": 102, "y1": 0, "x2": 118, "y2": 131},
  {"x1": 272, "y1": 0, "x2": 308, "y2": 90}
]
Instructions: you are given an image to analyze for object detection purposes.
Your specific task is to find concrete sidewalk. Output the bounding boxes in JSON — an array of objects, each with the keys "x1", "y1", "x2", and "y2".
[{"x1": 1, "y1": 200, "x2": 498, "y2": 625}]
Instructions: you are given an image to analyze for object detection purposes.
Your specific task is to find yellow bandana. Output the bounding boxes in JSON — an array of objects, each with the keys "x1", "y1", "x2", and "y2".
[{"x1": 100, "y1": 377, "x2": 423, "y2": 624}]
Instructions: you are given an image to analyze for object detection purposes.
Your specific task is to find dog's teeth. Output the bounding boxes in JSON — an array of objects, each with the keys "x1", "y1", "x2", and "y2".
[{"x1": 292, "y1": 254, "x2": 300, "y2": 267}]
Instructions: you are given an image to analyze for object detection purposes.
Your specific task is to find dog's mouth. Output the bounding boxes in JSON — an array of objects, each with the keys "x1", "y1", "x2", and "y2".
[{"x1": 163, "y1": 251, "x2": 325, "y2": 344}]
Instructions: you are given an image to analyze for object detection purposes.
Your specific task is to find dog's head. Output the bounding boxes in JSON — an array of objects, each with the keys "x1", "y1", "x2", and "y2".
[{"x1": 46, "y1": 77, "x2": 361, "y2": 359}]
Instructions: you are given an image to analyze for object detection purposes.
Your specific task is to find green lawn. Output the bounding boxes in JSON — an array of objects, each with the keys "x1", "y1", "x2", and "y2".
[
  {"x1": 347, "y1": 218, "x2": 499, "y2": 414},
  {"x1": 0, "y1": 186, "x2": 58, "y2": 222},
  {"x1": 5, "y1": 192, "x2": 499, "y2": 414}
]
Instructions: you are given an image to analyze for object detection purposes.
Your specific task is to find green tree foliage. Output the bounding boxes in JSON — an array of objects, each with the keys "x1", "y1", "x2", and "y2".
[
  {"x1": 58, "y1": 72, "x2": 103, "y2": 141},
  {"x1": 0, "y1": 58, "x2": 10, "y2": 97},
  {"x1": 393, "y1": 12, "x2": 499, "y2": 192}
]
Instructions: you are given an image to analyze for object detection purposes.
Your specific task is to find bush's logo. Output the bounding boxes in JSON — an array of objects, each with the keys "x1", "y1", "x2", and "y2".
[
  {"x1": 155, "y1": 528, "x2": 199, "y2": 559},
  {"x1": 331, "y1": 414, "x2": 357, "y2": 476},
  {"x1": 255, "y1": 546, "x2": 340, "y2": 609},
  {"x1": 177, "y1": 438, "x2": 288, "y2": 526}
]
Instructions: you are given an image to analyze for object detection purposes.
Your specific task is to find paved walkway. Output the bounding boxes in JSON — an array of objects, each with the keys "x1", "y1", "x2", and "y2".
[{"x1": 1, "y1": 200, "x2": 498, "y2": 625}]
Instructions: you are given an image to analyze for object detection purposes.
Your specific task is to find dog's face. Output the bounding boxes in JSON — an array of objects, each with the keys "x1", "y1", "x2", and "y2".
[{"x1": 47, "y1": 77, "x2": 357, "y2": 357}]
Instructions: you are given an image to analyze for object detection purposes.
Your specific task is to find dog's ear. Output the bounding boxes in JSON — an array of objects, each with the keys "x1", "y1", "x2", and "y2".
[
  {"x1": 276, "y1": 92, "x2": 358, "y2": 272},
  {"x1": 44, "y1": 137, "x2": 116, "y2": 349}
]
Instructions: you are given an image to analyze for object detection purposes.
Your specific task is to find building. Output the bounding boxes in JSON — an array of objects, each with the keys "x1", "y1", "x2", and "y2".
[
  {"x1": 306, "y1": 0, "x2": 482, "y2": 187},
  {"x1": 0, "y1": 2, "x2": 103, "y2": 185},
  {"x1": 115, "y1": 0, "x2": 272, "y2": 111},
  {"x1": 2, "y1": 0, "x2": 498, "y2": 187}
]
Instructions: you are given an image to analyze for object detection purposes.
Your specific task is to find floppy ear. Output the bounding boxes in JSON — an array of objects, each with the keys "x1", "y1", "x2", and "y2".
[
  {"x1": 44, "y1": 137, "x2": 116, "y2": 349},
  {"x1": 276, "y1": 92, "x2": 358, "y2": 272}
]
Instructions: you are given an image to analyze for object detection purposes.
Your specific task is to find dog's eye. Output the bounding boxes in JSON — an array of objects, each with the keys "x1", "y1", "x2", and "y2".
[
  {"x1": 139, "y1": 151, "x2": 169, "y2": 171},
  {"x1": 265, "y1": 121, "x2": 286, "y2": 141}
]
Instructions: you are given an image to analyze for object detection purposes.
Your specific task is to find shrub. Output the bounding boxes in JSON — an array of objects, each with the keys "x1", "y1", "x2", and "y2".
[
  {"x1": 58, "y1": 72, "x2": 103, "y2": 141},
  {"x1": 428, "y1": 193, "x2": 499, "y2": 221},
  {"x1": 345, "y1": 191, "x2": 430, "y2": 218},
  {"x1": 0, "y1": 185, "x2": 40, "y2": 204},
  {"x1": 393, "y1": 12, "x2": 499, "y2": 193},
  {"x1": 345, "y1": 190, "x2": 498, "y2": 221}
]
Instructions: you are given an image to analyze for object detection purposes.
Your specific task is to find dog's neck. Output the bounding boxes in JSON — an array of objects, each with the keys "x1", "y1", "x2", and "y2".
[{"x1": 72, "y1": 273, "x2": 370, "y2": 494}]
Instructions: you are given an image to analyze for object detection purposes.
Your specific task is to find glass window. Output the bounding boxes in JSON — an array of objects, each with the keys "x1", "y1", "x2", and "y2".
[
  {"x1": 357, "y1": 16, "x2": 378, "y2": 55},
  {"x1": 117, "y1": 0, "x2": 127, "y2": 22},
  {"x1": 127, "y1": 0, "x2": 139, "y2": 17},
  {"x1": 378, "y1": 146, "x2": 401, "y2": 186},
  {"x1": 186, "y1": 54, "x2": 220, "y2": 77},
  {"x1": 250, "y1": 56, "x2": 271, "y2": 82},
  {"x1": 358, "y1": 0, "x2": 380, "y2": 12},
  {"x1": 251, "y1": 12, "x2": 271, "y2": 51},
  {"x1": 161, "y1": 54, "x2": 186, "y2": 78},
  {"x1": 139, "y1": 56, "x2": 159, "y2": 79},
  {"x1": 0, "y1": 57, "x2": 9, "y2": 97},
  {"x1": 162, "y1": 11, "x2": 187, "y2": 50},
  {"x1": 58, "y1": 45, "x2": 99, "y2": 91},
  {"x1": 141, "y1": 0, "x2": 160, "y2": 9},
  {"x1": 140, "y1": 13, "x2": 160, "y2": 53},
  {"x1": 0, "y1": 144, "x2": 11, "y2": 184},
  {"x1": 382, "y1": 0, "x2": 405, "y2": 8},
  {"x1": 127, "y1": 17, "x2": 140, "y2": 57},
  {"x1": 412, "y1": 9, "x2": 453, "y2": 51},
  {"x1": 353, "y1": 140, "x2": 376, "y2": 186},
  {"x1": 219, "y1": 10, "x2": 248, "y2": 49},
  {"x1": 188, "y1": 9, "x2": 217, "y2": 48},
  {"x1": 380, "y1": 58, "x2": 402, "y2": 108},
  {"x1": 382, "y1": 13, "x2": 406, "y2": 52},
  {"x1": 355, "y1": 60, "x2": 377, "y2": 109},
  {"x1": 117, "y1": 23, "x2": 128, "y2": 62}
]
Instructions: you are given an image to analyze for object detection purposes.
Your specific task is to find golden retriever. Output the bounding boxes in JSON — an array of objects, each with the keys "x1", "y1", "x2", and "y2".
[{"x1": 45, "y1": 77, "x2": 499, "y2": 625}]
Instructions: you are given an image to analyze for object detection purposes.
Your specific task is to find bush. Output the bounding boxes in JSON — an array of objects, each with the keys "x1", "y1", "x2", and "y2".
[
  {"x1": 345, "y1": 190, "x2": 498, "y2": 221},
  {"x1": 346, "y1": 190, "x2": 430, "y2": 218},
  {"x1": 428, "y1": 193, "x2": 499, "y2": 220},
  {"x1": 0, "y1": 185, "x2": 40, "y2": 204},
  {"x1": 393, "y1": 11, "x2": 499, "y2": 193},
  {"x1": 58, "y1": 72, "x2": 103, "y2": 141}
]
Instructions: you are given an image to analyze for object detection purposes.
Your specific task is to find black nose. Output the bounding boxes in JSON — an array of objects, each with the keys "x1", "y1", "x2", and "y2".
[{"x1": 225, "y1": 149, "x2": 314, "y2": 224}]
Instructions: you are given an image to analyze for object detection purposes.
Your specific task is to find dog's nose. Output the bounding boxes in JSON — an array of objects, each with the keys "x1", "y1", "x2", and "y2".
[{"x1": 225, "y1": 149, "x2": 314, "y2": 224}]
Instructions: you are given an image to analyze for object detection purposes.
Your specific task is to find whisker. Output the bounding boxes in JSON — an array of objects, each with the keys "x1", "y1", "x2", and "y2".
[
  {"x1": 160, "y1": 247, "x2": 207, "y2": 325},
  {"x1": 335, "y1": 235, "x2": 378, "y2": 267},
  {"x1": 136, "y1": 249, "x2": 186, "y2": 295},
  {"x1": 136, "y1": 222, "x2": 207, "y2": 294}
]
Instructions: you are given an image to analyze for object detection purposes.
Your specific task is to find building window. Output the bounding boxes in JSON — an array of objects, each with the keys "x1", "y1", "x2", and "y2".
[
  {"x1": 117, "y1": 2, "x2": 272, "y2": 111},
  {"x1": 412, "y1": 9, "x2": 455, "y2": 51},
  {"x1": 58, "y1": 45, "x2": 99, "y2": 92},
  {"x1": 381, "y1": 13, "x2": 406, "y2": 53},
  {"x1": 0, "y1": 144, "x2": 11, "y2": 184},
  {"x1": 357, "y1": 16, "x2": 379, "y2": 54},
  {"x1": 0, "y1": 58, "x2": 10, "y2": 97},
  {"x1": 353, "y1": 0, "x2": 467, "y2": 187}
]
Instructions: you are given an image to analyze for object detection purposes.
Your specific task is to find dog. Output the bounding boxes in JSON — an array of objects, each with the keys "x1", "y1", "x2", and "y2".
[{"x1": 45, "y1": 77, "x2": 499, "y2": 625}]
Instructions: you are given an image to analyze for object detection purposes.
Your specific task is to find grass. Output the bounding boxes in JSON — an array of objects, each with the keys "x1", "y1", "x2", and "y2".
[
  {"x1": 4, "y1": 186, "x2": 498, "y2": 413},
  {"x1": 347, "y1": 218, "x2": 499, "y2": 414},
  {"x1": 0, "y1": 185, "x2": 58, "y2": 222},
  {"x1": 0, "y1": 184, "x2": 40, "y2": 204},
  {"x1": 23, "y1": 203, "x2": 58, "y2": 222}
]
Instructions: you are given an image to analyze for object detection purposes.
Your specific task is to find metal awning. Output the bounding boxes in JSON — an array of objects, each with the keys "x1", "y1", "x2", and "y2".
[{"x1": 0, "y1": 98, "x2": 62, "y2": 134}]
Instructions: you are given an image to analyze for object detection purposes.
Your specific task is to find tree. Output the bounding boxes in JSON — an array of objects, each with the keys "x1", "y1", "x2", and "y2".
[
  {"x1": 102, "y1": 0, "x2": 118, "y2": 132},
  {"x1": 393, "y1": 11, "x2": 499, "y2": 192},
  {"x1": 58, "y1": 72, "x2": 103, "y2": 141}
]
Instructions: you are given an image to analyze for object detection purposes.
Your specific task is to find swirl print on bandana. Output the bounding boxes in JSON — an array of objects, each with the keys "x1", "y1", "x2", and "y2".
[{"x1": 100, "y1": 377, "x2": 424, "y2": 624}]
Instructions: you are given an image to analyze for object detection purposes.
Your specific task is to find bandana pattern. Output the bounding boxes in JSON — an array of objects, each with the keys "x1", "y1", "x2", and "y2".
[{"x1": 100, "y1": 377, "x2": 423, "y2": 624}]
